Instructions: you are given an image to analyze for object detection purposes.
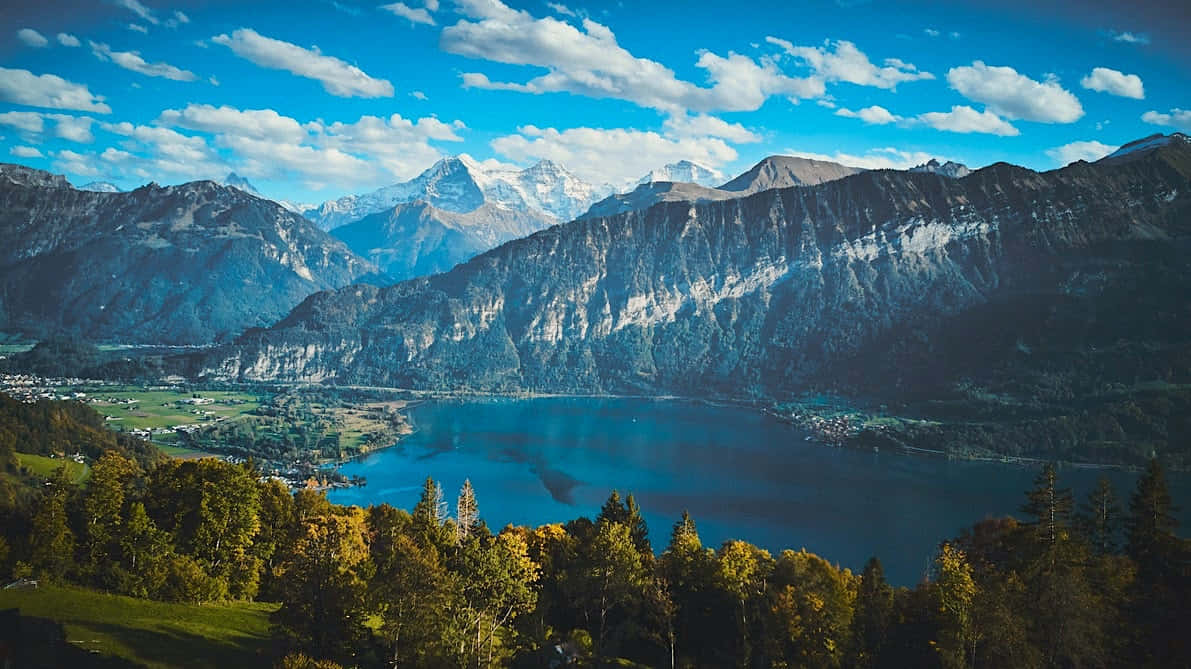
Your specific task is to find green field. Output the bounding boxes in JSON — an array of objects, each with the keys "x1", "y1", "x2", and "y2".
[
  {"x1": 72, "y1": 387, "x2": 263, "y2": 432},
  {"x1": 16, "y1": 452, "x2": 90, "y2": 484},
  {"x1": 0, "y1": 584, "x2": 279, "y2": 668}
]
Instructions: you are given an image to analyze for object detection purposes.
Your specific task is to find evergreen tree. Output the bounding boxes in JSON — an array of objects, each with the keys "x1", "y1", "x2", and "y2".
[
  {"x1": 1021, "y1": 463, "x2": 1074, "y2": 552},
  {"x1": 850, "y1": 557, "x2": 893, "y2": 668},
  {"x1": 598, "y1": 490, "x2": 629, "y2": 526},
  {"x1": 1076, "y1": 476, "x2": 1120, "y2": 555},
  {"x1": 932, "y1": 543, "x2": 977, "y2": 669},
  {"x1": 624, "y1": 493, "x2": 651, "y2": 555},
  {"x1": 1125, "y1": 458, "x2": 1179, "y2": 579},
  {"x1": 455, "y1": 479, "x2": 479, "y2": 544}
]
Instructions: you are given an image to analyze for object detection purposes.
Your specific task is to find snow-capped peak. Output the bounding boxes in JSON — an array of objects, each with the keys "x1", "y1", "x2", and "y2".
[
  {"x1": 637, "y1": 160, "x2": 723, "y2": 187},
  {"x1": 222, "y1": 172, "x2": 262, "y2": 196},
  {"x1": 80, "y1": 181, "x2": 122, "y2": 193},
  {"x1": 909, "y1": 159, "x2": 972, "y2": 179},
  {"x1": 1100, "y1": 133, "x2": 1189, "y2": 162},
  {"x1": 307, "y1": 155, "x2": 610, "y2": 230}
]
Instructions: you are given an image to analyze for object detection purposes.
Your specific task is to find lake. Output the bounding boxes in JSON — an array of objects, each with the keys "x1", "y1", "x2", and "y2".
[{"x1": 327, "y1": 397, "x2": 1189, "y2": 585}]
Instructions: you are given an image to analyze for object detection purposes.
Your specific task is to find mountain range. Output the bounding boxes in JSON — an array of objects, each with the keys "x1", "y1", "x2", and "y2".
[
  {"x1": 193, "y1": 134, "x2": 1190, "y2": 422},
  {"x1": 0, "y1": 164, "x2": 380, "y2": 344}
]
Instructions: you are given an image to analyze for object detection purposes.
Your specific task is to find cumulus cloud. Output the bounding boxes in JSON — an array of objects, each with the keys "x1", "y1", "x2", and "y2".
[
  {"x1": 149, "y1": 103, "x2": 464, "y2": 189},
  {"x1": 17, "y1": 28, "x2": 48, "y2": 48},
  {"x1": 491, "y1": 124, "x2": 745, "y2": 187},
  {"x1": 1046, "y1": 140, "x2": 1115, "y2": 166},
  {"x1": 1141, "y1": 108, "x2": 1191, "y2": 133},
  {"x1": 443, "y1": 0, "x2": 820, "y2": 113},
  {"x1": 662, "y1": 114, "x2": 761, "y2": 143},
  {"x1": 835, "y1": 105, "x2": 901, "y2": 125},
  {"x1": 0, "y1": 67, "x2": 111, "y2": 113},
  {"x1": 410, "y1": 90, "x2": 428, "y2": 100},
  {"x1": 57, "y1": 33, "x2": 80, "y2": 47},
  {"x1": 917, "y1": 105, "x2": 1019, "y2": 136},
  {"x1": 90, "y1": 42, "x2": 198, "y2": 81},
  {"x1": 10, "y1": 146, "x2": 43, "y2": 158},
  {"x1": 0, "y1": 111, "x2": 46, "y2": 133},
  {"x1": 212, "y1": 28, "x2": 394, "y2": 98},
  {"x1": 381, "y1": 2, "x2": 435, "y2": 25},
  {"x1": 766, "y1": 37, "x2": 934, "y2": 89},
  {"x1": 946, "y1": 61, "x2": 1083, "y2": 123},
  {"x1": 1080, "y1": 67, "x2": 1144, "y2": 99},
  {"x1": 784, "y1": 146, "x2": 942, "y2": 171}
]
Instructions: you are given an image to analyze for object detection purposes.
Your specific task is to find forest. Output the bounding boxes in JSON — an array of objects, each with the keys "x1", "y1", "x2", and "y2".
[{"x1": 1, "y1": 431, "x2": 1187, "y2": 668}]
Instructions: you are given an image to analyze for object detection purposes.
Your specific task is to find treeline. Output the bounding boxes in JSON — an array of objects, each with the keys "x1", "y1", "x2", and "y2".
[{"x1": 1, "y1": 448, "x2": 1187, "y2": 668}]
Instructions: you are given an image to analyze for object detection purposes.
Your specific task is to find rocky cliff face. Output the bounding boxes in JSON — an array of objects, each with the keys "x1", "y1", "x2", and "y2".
[
  {"x1": 0, "y1": 165, "x2": 381, "y2": 344},
  {"x1": 197, "y1": 136, "x2": 1191, "y2": 398},
  {"x1": 331, "y1": 200, "x2": 551, "y2": 282}
]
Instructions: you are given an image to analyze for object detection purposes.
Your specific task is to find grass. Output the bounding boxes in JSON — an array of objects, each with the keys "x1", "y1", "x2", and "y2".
[
  {"x1": 0, "y1": 584, "x2": 279, "y2": 669},
  {"x1": 69, "y1": 387, "x2": 262, "y2": 432},
  {"x1": 16, "y1": 452, "x2": 90, "y2": 484}
]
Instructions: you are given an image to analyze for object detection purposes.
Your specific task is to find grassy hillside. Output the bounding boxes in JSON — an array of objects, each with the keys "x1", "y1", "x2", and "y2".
[
  {"x1": 15, "y1": 452, "x2": 89, "y2": 484},
  {"x1": 0, "y1": 584, "x2": 279, "y2": 668}
]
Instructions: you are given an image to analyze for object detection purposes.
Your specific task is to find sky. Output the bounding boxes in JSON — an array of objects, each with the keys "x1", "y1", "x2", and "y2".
[{"x1": 0, "y1": 0, "x2": 1188, "y2": 205}]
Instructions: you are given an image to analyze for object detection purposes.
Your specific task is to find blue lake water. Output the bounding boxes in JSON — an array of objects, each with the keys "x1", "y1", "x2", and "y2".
[{"x1": 327, "y1": 397, "x2": 1189, "y2": 585}]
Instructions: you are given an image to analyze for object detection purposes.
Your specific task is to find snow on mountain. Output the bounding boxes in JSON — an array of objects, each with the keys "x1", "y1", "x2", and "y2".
[
  {"x1": 79, "y1": 181, "x2": 122, "y2": 193},
  {"x1": 1099, "y1": 133, "x2": 1189, "y2": 163},
  {"x1": 305, "y1": 156, "x2": 609, "y2": 231},
  {"x1": 909, "y1": 159, "x2": 972, "y2": 179},
  {"x1": 637, "y1": 160, "x2": 723, "y2": 187}
]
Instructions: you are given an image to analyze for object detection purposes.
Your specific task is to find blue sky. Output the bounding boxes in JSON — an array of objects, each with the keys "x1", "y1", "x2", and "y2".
[{"x1": 0, "y1": 0, "x2": 1187, "y2": 204}]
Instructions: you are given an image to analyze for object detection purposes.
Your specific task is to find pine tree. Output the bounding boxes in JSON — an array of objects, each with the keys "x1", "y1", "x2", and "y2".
[
  {"x1": 1076, "y1": 476, "x2": 1120, "y2": 555},
  {"x1": 455, "y1": 479, "x2": 479, "y2": 543},
  {"x1": 1126, "y1": 458, "x2": 1179, "y2": 578},
  {"x1": 624, "y1": 493, "x2": 651, "y2": 555},
  {"x1": 598, "y1": 490, "x2": 628, "y2": 526},
  {"x1": 1021, "y1": 463, "x2": 1074, "y2": 550},
  {"x1": 850, "y1": 556, "x2": 893, "y2": 667}
]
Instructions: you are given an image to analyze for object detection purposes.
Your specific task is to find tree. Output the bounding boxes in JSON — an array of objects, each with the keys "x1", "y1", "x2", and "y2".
[
  {"x1": 932, "y1": 543, "x2": 976, "y2": 669},
  {"x1": 1021, "y1": 463, "x2": 1074, "y2": 553},
  {"x1": 767, "y1": 549, "x2": 857, "y2": 669},
  {"x1": 454, "y1": 529, "x2": 541, "y2": 666},
  {"x1": 371, "y1": 532, "x2": 462, "y2": 668},
  {"x1": 624, "y1": 493, "x2": 651, "y2": 555},
  {"x1": 28, "y1": 466, "x2": 76, "y2": 583},
  {"x1": 1126, "y1": 458, "x2": 1180, "y2": 579},
  {"x1": 568, "y1": 521, "x2": 649, "y2": 659},
  {"x1": 715, "y1": 540, "x2": 774, "y2": 667},
  {"x1": 116, "y1": 501, "x2": 171, "y2": 598},
  {"x1": 661, "y1": 511, "x2": 715, "y2": 665},
  {"x1": 82, "y1": 450, "x2": 140, "y2": 584},
  {"x1": 273, "y1": 507, "x2": 371, "y2": 664},
  {"x1": 456, "y1": 479, "x2": 479, "y2": 544},
  {"x1": 850, "y1": 557, "x2": 893, "y2": 668},
  {"x1": 1076, "y1": 477, "x2": 1120, "y2": 555},
  {"x1": 597, "y1": 490, "x2": 629, "y2": 527},
  {"x1": 412, "y1": 477, "x2": 452, "y2": 550}
]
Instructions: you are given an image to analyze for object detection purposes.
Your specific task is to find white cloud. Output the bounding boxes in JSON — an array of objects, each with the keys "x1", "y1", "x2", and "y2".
[
  {"x1": 0, "y1": 111, "x2": 46, "y2": 133},
  {"x1": 52, "y1": 115, "x2": 94, "y2": 142},
  {"x1": 1046, "y1": 140, "x2": 1114, "y2": 166},
  {"x1": 151, "y1": 103, "x2": 465, "y2": 188},
  {"x1": 917, "y1": 105, "x2": 1019, "y2": 136},
  {"x1": 767, "y1": 37, "x2": 934, "y2": 89},
  {"x1": 10, "y1": 146, "x2": 43, "y2": 158},
  {"x1": 0, "y1": 111, "x2": 94, "y2": 142},
  {"x1": 924, "y1": 28, "x2": 940, "y2": 37},
  {"x1": 1110, "y1": 31, "x2": 1149, "y2": 45},
  {"x1": 172, "y1": 10, "x2": 190, "y2": 25},
  {"x1": 947, "y1": 61, "x2": 1083, "y2": 123},
  {"x1": 784, "y1": 146, "x2": 941, "y2": 171},
  {"x1": 212, "y1": 28, "x2": 394, "y2": 98},
  {"x1": 410, "y1": 90, "x2": 428, "y2": 100},
  {"x1": 90, "y1": 41, "x2": 198, "y2": 81},
  {"x1": 1141, "y1": 108, "x2": 1191, "y2": 133},
  {"x1": 381, "y1": 2, "x2": 435, "y2": 25},
  {"x1": 116, "y1": 0, "x2": 158, "y2": 25},
  {"x1": 17, "y1": 28, "x2": 48, "y2": 48},
  {"x1": 1080, "y1": 67, "x2": 1144, "y2": 99},
  {"x1": 0, "y1": 67, "x2": 111, "y2": 113},
  {"x1": 491, "y1": 124, "x2": 745, "y2": 186},
  {"x1": 547, "y1": 2, "x2": 577, "y2": 17},
  {"x1": 443, "y1": 0, "x2": 820, "y2": 113},
  {"x1": 53, "y1": 149, "x2": 104, "y2": 177},
  {"x1": 835, "y1": 105, "x2": 901, "y2": 125},
  {"x1": 128, "y1": 23, "x2": 149, "y2": 34},
  {"x1": 662, "y1": 114, "x2": 761, "y2": 143},
  {"x1": 56, "y1": 33, "x2": 80, "y2": 47}
]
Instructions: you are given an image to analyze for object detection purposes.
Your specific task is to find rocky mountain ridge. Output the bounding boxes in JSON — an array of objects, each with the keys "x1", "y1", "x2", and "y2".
[
  {"x1": 196, "y1": 135, "x2": 1191, "y2": 402},
  {"x1": 0, "y1": 164, "x2": 381, "y2": 344}
]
